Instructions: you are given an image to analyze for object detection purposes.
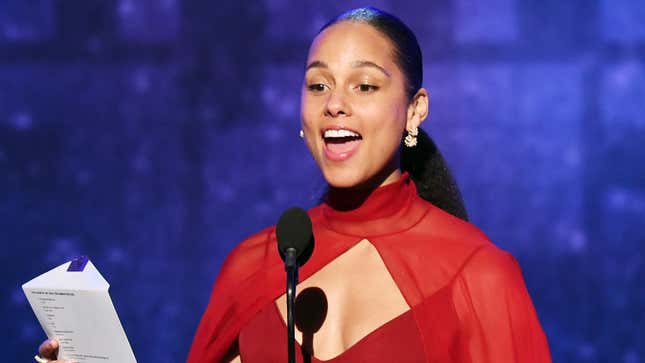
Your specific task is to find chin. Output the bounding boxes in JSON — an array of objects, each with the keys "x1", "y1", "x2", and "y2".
[{"x1": 321, "y1": 168, "x2": 367, "y2": 190}]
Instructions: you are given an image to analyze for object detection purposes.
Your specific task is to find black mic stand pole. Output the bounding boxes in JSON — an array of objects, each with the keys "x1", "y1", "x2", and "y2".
[{"x1": 285, "y1": 247, "x2": 298, "y2": 363}]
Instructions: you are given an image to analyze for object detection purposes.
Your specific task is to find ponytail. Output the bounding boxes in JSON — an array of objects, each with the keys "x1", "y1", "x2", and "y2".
[{"x1": 401, "y1": 128, "x2": 469, "y2": 221}]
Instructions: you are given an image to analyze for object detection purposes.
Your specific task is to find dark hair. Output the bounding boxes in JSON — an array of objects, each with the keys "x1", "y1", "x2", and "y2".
[
  {"x1": 319, "y1": 7, "x2": 468, "y2": 221},
  {"x1": 401, "y1": 128, "x2": 468, "y2": 221},
  {"x1": 320, "y1": 7, "x2": 422, "y2": 101}
]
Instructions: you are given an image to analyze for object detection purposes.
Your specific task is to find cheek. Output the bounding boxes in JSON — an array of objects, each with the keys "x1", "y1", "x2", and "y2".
[
  {"x1": 300, "y1": 95, "x2": 320, "y2": 158},
  {"x1": 365, "y1": 105, "x2": 407, "y2": 164},
  {"x1": 300, "y1": 92, "x2": 317, "y2": 127},
  {"x1": 362, "y1": 101, "x2": 407, "y2": 139}
]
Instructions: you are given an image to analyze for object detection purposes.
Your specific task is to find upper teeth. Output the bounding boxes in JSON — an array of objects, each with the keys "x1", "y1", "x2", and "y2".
[{"x1": 324, "y1": 129, "x2": 360, "y2": 138}]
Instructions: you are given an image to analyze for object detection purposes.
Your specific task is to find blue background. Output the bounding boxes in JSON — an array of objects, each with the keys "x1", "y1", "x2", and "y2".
[{"x1": 3, "y1": 1, "x2": 644, "y2": 362}]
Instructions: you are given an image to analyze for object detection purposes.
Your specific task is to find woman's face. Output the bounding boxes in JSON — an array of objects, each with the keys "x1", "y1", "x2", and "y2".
[{"x1": 300, "y1": 21, "x2": 419, "y2": 190}]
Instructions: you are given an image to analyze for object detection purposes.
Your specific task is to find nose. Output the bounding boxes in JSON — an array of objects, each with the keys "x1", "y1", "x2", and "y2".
[{"x1": 325, "y1": 88, "x2": 350, "y2": 118}]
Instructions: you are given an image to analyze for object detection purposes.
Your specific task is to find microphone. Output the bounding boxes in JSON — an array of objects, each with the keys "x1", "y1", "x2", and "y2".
[
  {"x1": 276, "y1": 207, "x2": 315, "y2": 267},
  {"x1": 276, "y1": 207, "x2": 315, "y2": 363}
]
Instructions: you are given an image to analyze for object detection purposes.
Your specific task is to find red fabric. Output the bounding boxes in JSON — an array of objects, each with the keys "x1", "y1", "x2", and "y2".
[
  {"x1": 238, "y1": 304, "x2": 425, "y2": 362},
  {"x1": 187, "y1": 174, "x2": 552, "y2": 362}
]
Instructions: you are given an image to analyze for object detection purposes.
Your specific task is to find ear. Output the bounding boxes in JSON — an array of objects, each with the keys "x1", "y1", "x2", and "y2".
[{"x1": 406, "y1": 88, "x2": 429, "y2": 131}]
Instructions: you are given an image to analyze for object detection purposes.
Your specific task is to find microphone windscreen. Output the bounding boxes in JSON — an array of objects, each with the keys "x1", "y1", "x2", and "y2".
[{"x1": 276, "y1": 207, "x2": 314, "y2": 266}]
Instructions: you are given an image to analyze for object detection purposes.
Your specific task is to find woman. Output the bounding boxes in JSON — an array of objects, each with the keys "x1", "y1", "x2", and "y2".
[{"x1": 38, "y1": 7, "x2": 551, "y2": 363}]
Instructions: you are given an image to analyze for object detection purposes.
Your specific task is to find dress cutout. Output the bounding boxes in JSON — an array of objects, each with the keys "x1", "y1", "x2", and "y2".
[{"x1": 271, "y1": 238, "x2": 412, "y2": 360}]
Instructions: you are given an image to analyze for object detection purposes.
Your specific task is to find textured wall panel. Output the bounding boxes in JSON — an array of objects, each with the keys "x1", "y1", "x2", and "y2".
[
  {"x1": 117, "y1": 0, "x2": 180, "y2": 42},
  {"x1": 455, "y1": 0, "x2": 518, "y2": 43},
  {"x1": 0, "y1": 0, "x2": 54, "y2": 41},
  {"x1": 601, "y1": 0, "x2": 645, "y2": 42}
]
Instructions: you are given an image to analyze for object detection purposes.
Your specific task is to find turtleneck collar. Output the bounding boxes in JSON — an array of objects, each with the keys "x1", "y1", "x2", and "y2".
[{"x1": 319, "y1": 173, "x2": 430, "y2": 237}]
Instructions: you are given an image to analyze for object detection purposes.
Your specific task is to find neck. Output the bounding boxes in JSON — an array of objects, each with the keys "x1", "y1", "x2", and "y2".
[{"x1": 326, "y1": 167, "x2": 402, "y2": 211}]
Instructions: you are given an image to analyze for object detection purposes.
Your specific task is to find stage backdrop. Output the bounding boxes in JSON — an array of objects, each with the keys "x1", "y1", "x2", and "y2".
[{"x1": 3, "y1": 1, "x2": 643, "y2": 362}]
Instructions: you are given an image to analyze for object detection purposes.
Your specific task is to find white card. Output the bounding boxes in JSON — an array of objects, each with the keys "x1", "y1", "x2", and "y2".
[{"x1": 23, "y1": 258, "x2": 137, "y2": 362}]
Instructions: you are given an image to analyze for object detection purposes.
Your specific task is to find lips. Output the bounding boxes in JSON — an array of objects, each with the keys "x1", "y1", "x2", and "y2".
[{"x1": 322, "y1": 127, "x2": 362, "y2": 161}]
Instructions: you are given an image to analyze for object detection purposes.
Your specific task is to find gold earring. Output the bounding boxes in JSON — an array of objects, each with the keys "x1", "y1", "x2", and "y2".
[
  {"x1": 299, "y1": 130, "x2": 304, "y2": 139},
  {"x1": 404, "y1": 127, "x2": 418, "y2": 147}
]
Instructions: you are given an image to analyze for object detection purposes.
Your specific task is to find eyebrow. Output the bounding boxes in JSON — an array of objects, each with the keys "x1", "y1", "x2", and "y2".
[
  {"x1": 305, "y1": 60, "x2": 327, "y2": 71},
  {"x1": 305, "y1": 60, "x2": 391, "y2": 77},
  {"x1": 351, "y1": 60, "x2": 391, "y2": 77}
]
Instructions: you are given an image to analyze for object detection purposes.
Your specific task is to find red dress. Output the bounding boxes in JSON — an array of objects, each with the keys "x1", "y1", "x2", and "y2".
[
  {"x1": 187, "y1": 174, "x2": 552, "y2": 362},
  {"x1": 239, "y1": 304, "x2": 425, "y2": 362}
]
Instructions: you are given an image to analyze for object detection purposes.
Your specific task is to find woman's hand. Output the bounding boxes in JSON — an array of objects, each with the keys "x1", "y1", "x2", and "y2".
[{"x1": 36, "y1": 338, "x2": 75, "y2": 363}]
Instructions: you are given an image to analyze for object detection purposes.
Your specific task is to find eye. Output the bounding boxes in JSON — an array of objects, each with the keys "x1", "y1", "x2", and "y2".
[
  {"x1": 357, "y1": 84, "x2": 379, "y2": 93},
  {"x1": 307, "y1": 83, "x2": 328, "y2": 93}
]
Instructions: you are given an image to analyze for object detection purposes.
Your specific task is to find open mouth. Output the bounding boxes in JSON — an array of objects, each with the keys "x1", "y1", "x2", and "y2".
[
  {"x1": 323, "y1": 128, "x2": 362, "y2": 143},
  {"x1": 322, "y1": 128, "x2": 363, "y2": 161}
]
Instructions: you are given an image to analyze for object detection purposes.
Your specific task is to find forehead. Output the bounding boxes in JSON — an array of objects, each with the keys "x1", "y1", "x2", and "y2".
[{"x1": 307, "y1": 21, "x2": 396, "y2": 68}]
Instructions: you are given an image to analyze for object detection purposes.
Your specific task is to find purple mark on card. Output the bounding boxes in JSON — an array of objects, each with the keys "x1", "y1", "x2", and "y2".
[{"x1": 67, "y1": 255, "x2": 89, "y2": 272}]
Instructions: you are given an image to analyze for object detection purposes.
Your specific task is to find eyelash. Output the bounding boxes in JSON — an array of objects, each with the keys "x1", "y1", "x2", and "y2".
[
  {"x1": 357, "y1": 84, "x2": 379, "y2": 92},
  {"x1": 307, "y1": 83, "x2": 379, "y2": 93},
  {"x1": 307, "y1": 83, "x2": 327, "y2": 92}
]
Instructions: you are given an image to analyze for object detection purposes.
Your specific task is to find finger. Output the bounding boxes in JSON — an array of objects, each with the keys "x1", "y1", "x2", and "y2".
[
  {"x1": 35, "y1": 357, "x2": 77, "y2": 363},
  {"x1": 37, "y1": 338, "x2": 59, "y2": 359},
  {"x1": 35, "y1": 356, "x2": 76, "y2": 363}
]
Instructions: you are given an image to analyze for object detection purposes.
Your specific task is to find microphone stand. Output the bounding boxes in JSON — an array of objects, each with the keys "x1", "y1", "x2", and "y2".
[{"x1": 285, "y1": 247, "x2": 298, "y2": 363}]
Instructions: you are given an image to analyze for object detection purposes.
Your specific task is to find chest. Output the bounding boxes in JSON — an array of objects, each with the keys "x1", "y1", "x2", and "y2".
[{"x1": 274, "y1": 239, "x2": 411, "y2": 361}]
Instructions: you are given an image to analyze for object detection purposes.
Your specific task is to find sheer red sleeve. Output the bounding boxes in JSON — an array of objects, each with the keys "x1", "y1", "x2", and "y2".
[
  {"x1": 187, "y1": 227, "x2": 279, "y2": 363},
  {"x1": 453, "y1": 246, "x2": 552, "y2": 362}
]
